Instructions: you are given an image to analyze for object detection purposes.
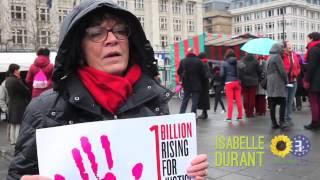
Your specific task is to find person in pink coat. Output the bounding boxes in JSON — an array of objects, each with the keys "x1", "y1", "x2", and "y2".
[{"x1": 25, "y1": 48, "x2": 54, "y2": 98}]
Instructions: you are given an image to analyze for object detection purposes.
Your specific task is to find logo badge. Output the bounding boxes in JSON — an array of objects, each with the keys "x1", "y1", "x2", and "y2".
[
  {"x1": 291, "y1": 135, "x2": 311, "y2": 157},
  {"x1": 270, "y1": 135, "x2": 292, "y2": 158}
]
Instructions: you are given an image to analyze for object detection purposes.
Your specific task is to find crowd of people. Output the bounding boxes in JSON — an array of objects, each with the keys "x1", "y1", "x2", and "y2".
[{"x1": 177, "y1": 32, "x2": 320, "y2": 131}]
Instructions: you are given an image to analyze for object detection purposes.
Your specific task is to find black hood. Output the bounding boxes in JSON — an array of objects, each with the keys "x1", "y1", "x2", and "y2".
[{"x1": 53, "y1": 0, "x2": 158, "y2": 90}]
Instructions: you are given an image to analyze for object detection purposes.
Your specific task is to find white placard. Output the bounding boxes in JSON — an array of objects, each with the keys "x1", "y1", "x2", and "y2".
[{"x1": 36, "y1": 113, "x2": 197, "y2": 179}]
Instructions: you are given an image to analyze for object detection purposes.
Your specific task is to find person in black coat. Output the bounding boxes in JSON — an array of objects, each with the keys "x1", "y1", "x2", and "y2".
[
  {"x1": 178, "y1": 48, "x2": 207, "y2": 115},
  {"x1": 5, "y1": 64, "x2": 31, "y2": 145},
  {"x1": 295, "y1": 58, "x2": 307, "y2": 111},
  {"x1": 212, "y1": 64, "x2": 226, "y2": 113},
  {"x1": 304, "y1": 32, "x2": 320, "y2": 130},
  {"x1": 238, "y1": 54, "x2": 261, "y2": 117},
  {"x1": 197, "y1": 52, "x2": 211, "y2": 119},
  {"x1": 7, "y1": 1, "x2": 208, "y2": 179}
]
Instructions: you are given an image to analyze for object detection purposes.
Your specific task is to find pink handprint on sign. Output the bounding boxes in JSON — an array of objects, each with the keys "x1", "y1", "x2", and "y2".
[{"x1": 54, "y1": 135, "x2": 143, "y2": 180}]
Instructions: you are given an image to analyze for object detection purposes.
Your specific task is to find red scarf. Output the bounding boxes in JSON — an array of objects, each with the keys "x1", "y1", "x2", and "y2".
[
  {"x1": 304, "y1": 40, "x2": 320, "y2": 62},
  {"x1": 78, "y1": 64, "x2": 142, "y2": 114}
]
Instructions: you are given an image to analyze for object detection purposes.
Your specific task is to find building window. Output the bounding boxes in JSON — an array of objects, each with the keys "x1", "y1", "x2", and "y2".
[
  {"x1": 137, "y1": 16, "x2": 144, "y2": 28},
  {"x1": 174, "y1": 35, "x2": 181, "y2": 42},
  {"x1": 292, "y1": 20, "x2": 297, "y2": 28},
  {"x1": 135, "y1": 0, "x2": 144, "y2": 10},
  {"x1": 117, "y1": 0, "x2": 128, "y2": 9},
  {"x1": 159, "y1": 0, "x2": 168, "y2": 12},
  {"x1": 187, "y1": 20, "x2": 195, "y2": 32},
  {"x1": 37, "y1": 7, "x2": 50, "y2": 22},
  {"x1": 38, "y1": 30, "x2": 51, "y2": 46},
  {"x1": 278, "y1": 33, "x2": 286, "y2": 40},
  {"x1": 292, "y1": 7, "x2": 297, "y2": 15},
  {"x1": 300, "y1": 33, "x2": 305, "y2": 41},
  {"x1": 265, "y1": 22, "x2": 274, "y2": 32},
  {"x1": 235, "y1": 26, "x2": 242, "y2": 34},
  {"x1": 254, "y1": 12, "x2": 261, "y2": 19},
  {"x1": 266, "y1": 9, "x2": 274, "y2": 17},
  {"x1": 311, "y1": 23, "x2": 315, "y2": 31},
  {"x1": 300, "y1": 21, "x2": 305, "y2": 29},
  {"x1": 160, "y1": 17, "x2": 167, "y2": 30},
  {"x1": 173, "y1": 18, "x2": 182, "y2": 31},
  {"x1": 299, "y1": 8, "x2": 304, "y2": 16},
  {"x1": 318, "y1": 24, "x2": 320, "y2": 31},
  {"x1": 244, "y1": 13, "x2": 251, "y2": 21},
  {"x1": 160, "y1": 35, "x2": 168, "y2": 47},
  {"x1": 12, "y1": 28, "x2": 27, "y2": 44},
  {"x1": 277, "y1": 20, "x2": 286, "y2": 30},
  {"x1": 254, "y1": 24, "x2": 263, "y2": 33},
  {"x1": 11, "y1": 5, "x2": 26, "y2": 20},
  {"x1": 277, "y1": 7, "x2": 286, "y2": 15},
  {"x1": 310, "y1": 11, "x2": 315, "y2": 19},
  {"x1": 0, "y1": 29, "x2": 2, "y2": 43},
  {"x1": 292, "y1": 32, "x2": 298, "y2": 40},
  {"x1": 235, "y1": 16, "x2": 241, "y2": 23},
  {"x1": 58, "y1": 9, "x2": 70, "y2": 23},
  {"x1": 186, "y1": 2, "x2": 194, "y2": 15},
  {"x1": 244, "y1": 25, "x2": 252, "y2": 33},
  {"x1": 267, "y1": 33, "x2": 275, "y2": 40},
  {"x1": 172, "y1": 0, "x2": 181, "y2": 14}
]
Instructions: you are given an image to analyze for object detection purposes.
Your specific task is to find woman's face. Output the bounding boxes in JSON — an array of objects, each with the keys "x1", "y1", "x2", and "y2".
[
  {"x1": 307, "y1": 36, "x2": 312, "y2": 44},
  {"x1": 82, "y1": 19, "x2": 129, "y2": 75},
  {"x1": 285, "y1": 41, "x2": 293, "y2": 52},
  {"x1": 14, "y1": 69, "x2": 20, "y2": 79}
]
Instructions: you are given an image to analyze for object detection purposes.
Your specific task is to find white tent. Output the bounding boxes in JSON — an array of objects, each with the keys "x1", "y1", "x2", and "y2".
[{"x1": 0, "y1": 52, "x2": 56, "y2": 72}]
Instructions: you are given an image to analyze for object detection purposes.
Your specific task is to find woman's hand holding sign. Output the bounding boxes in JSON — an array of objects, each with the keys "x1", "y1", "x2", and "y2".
[{"x1": 187, "y1": 154, "x2": 209, "y2": 179}]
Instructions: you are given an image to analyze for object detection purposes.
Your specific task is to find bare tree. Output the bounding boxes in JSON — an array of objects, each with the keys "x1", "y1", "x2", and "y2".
[{"x1": 0, "y1": 0, "x2": 13, "y2": 51}]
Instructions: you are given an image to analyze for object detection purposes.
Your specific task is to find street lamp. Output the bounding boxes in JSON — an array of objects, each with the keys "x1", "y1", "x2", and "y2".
[{"x1": 281, "y1": 7, "x2": 286, "y2": 44}]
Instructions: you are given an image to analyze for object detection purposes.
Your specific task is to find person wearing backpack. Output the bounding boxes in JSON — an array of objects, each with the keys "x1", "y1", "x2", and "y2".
[{"x1": 26, "y1": 48, "x2": 54, "y2": 98}]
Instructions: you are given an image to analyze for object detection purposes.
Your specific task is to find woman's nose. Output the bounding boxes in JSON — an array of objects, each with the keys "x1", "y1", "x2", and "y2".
[{"x1": 103, "y1": 31, "x2": 118, "y2": 45}]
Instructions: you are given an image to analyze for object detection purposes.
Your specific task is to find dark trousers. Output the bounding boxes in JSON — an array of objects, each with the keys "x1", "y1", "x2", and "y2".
[
  {"x1": 268, "y1": 97, "x2": 286, "y2": 125},
  {"x1": 242, "y1": 86, "x2": 257, "y2": 117},
  {"x1": 214, "y1": 85, "x2": 225, "y2": 111},
  {"x1": 309, "y1": 92, "x2": 320, "y2": 124},
  {"x1": 296, "y1": 96, "x2": 302, "y2": 109},
  {"x1": 179, "y1": 90, "x2": 200, "y2": 114},
  {"x1": 255, "y1": 95, "x2": 266, "y2": 115}
]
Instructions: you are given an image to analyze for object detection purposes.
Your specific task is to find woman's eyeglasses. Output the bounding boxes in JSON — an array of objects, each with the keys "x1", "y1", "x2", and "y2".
[{"x1": 85, "y1": 24, "x2": 130, "y2": 42}]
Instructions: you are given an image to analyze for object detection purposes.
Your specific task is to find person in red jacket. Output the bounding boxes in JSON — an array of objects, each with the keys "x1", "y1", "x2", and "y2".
[
  {"x1": 283, "y1": 41, "x2": 300, "y2": 125},
  {"x1": 25, "y1": 48, "x2": 54, "y2": 98}
]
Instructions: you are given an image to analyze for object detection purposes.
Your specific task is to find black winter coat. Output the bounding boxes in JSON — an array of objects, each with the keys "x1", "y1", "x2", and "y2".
[
  {"x1": 198, "y1": 63, "x2": 210, "y2": 110},
  {"x1": 177, "y1": 54, "x2": 206, "y2": 92},
  {"x1": 7, "y1": 73, "x2": 172, "y2": 179},
  {"x1": 5, "y1": 75, "x2": 31, "y2": 124},
  {"x1": 221, "y1": 57, "x2": 239, "y2": 83},
  {"x1": 238, "y1": 55, "x2": 261, "y2": 87},
  {"x1": 305, "y1": 43, "x2": 320, "y2": 92}
]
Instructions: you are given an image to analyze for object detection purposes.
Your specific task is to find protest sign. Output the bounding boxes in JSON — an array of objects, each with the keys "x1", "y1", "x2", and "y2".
[{"x1": 36, "y1": 113, "x2": 197, "y2": 179}]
